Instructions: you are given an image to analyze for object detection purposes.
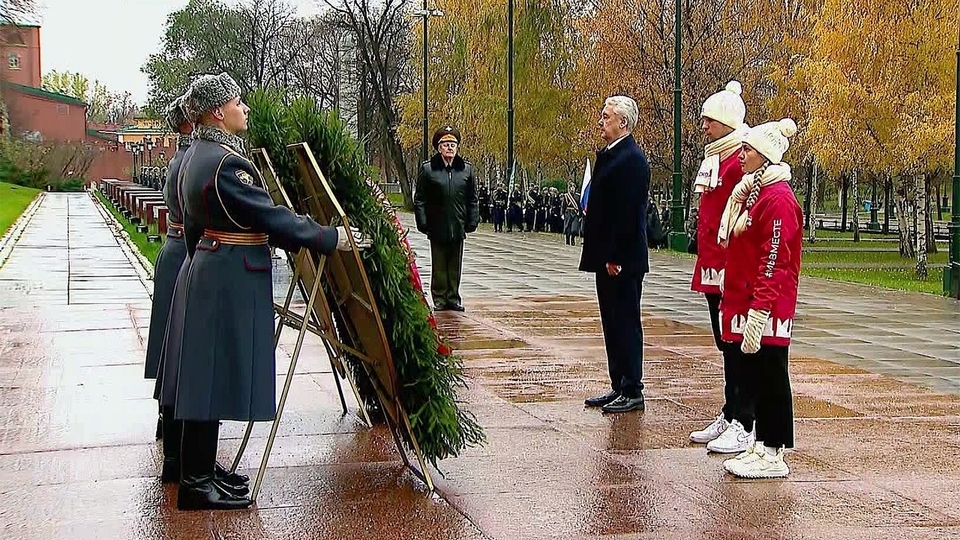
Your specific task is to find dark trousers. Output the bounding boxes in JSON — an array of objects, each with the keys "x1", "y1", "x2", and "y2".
[
  {"x1": 737, "y1": 344, "x2": 793, "y2": 448},
  {"x1": 706, "y1": 294, "x2": 755, "y2": 431},
  {"x1": 596, "y1": 271, "x2": 644, "y2": 398},
  {"x1": 430, "y1": 238, "x2": 464, "y2": 308}
]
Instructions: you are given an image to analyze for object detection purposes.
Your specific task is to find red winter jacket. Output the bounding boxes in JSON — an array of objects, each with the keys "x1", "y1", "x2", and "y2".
[
  {"x1": 720, "y1": 181, "x2": 803, "y2": 347},
  {"x1": 691, "y1": 152, "x2": 742, "y2": 294}
]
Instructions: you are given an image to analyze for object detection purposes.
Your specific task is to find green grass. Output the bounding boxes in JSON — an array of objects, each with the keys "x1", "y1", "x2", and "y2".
[
  {"x1": 803, "y1": 267, "x2": 946, "y2": 296},
  {"x1": 0, "y1": 181, "x2": 41, "y2": 237},
  {"x1": 95, "y1": 190, "x2": 163, "y2": 266},
  {"x1": 801, "y1": 249, "x2": 949, "y2": 266}
]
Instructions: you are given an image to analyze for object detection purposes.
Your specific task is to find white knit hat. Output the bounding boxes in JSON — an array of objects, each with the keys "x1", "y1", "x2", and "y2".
[
  {"x1": 700, "y1": 81, "x2": 746, "y2": 129},
  {"x1": 743, "y1": 119, "x2": 798, "y2": 164}
]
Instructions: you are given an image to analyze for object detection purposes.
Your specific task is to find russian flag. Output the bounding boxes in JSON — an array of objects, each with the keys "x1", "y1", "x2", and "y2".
[{"x1": 579, "y1": 158, "x2": 591, "y2": 212}]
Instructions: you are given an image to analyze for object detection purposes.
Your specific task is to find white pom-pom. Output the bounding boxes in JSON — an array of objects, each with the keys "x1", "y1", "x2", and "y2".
[
  {"x1": 725, "y1": 80, "x2": 742, "y2": 95},
  {"x1": 778, "y1": 118, "x2": 797, "y2": 138}
]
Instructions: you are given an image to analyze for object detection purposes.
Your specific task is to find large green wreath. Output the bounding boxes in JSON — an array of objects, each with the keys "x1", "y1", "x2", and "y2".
[{"x1": 245, "y1": 89, "x2": 484, "y2": 465}]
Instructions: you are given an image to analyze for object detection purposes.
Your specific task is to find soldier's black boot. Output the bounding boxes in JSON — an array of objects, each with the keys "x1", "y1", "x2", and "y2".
[
  {"x1": 177, "y1": 420, "x2": 251, "y2": 511},
  {"x1": 159, "y1": 406, "x2": 182, "y2": 483}
]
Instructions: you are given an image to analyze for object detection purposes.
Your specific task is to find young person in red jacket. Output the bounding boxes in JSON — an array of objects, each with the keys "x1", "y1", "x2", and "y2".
[
  {"x1": 688, "y1": 81, "x2": 756, "y2": 454},
  {"x1": 717, "y1": 118, "x2": 802, "y2": 479}
]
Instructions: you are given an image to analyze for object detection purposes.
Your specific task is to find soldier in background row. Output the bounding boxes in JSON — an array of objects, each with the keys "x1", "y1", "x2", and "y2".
[{"x1": 491, "y1": 182, "x2": 507, "y2": 232}]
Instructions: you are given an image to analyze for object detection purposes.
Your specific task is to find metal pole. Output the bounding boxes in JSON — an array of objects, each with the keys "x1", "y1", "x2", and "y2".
[
  {"x1": 421, "y1": 0, "x2": 429, "y2": 163},
  {"x1": 947, "y1": 28, "x2": 960, "y2": 298},
  {"x1": 506, "y1": 0, "x2": 515, "y2": 185},
  {"x1": 669, "y1": 0, "x2": 686, "y2": 251}
]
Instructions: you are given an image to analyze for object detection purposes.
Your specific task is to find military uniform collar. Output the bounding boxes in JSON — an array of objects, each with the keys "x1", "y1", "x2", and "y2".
[{"x1": 195, "y1": 124, "x2": 246, "y2": 156}]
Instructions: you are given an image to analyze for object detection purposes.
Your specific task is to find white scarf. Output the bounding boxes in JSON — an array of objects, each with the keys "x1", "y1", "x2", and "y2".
[
  {"x1": 693, "y1": 127, "x2": 748, "y2": 194},
  {"x1": 717, "y1": 163, "x2": 792, "y2": 247}
]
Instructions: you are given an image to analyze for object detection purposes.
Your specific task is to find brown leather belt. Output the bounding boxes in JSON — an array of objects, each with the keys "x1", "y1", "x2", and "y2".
[
  {"x1": 202, "y1": 229, "x2": 269, "y2": 246},
  {"x1": 167, "y1": 221, "x2": 184, "y2": 239}
]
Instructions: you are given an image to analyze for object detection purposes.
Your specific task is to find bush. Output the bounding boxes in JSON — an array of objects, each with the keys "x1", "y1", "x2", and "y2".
[
  {"x1": 246, "y1": 89, "x2": 484, "y2": 465},
  {"x1": 0, "y1": 137, "x2": 94, "y2": 191}
]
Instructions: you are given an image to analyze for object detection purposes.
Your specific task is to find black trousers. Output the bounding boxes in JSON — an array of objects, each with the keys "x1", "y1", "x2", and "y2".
[
  {"x1": 736, "y1": 344, "x2": 793, "y2": 448},
  {"x1": 430, "y1": 238, "x2": 464, "y2": 308},
  {"x1": 706, "y1": 294, "x2": 755, "y2": 431},
  {"x1": 596, "y1": 271, "x2": 644, "y2": 398}
]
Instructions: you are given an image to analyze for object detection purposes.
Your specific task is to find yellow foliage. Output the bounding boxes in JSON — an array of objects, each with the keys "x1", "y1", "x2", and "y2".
[{"x1": 797, "y1": 0, "x2": 958, "y2": 175}]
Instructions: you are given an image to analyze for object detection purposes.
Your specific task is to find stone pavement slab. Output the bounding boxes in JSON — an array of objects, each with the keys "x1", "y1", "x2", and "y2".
[{"x1": 0, "y1": 193, "x2": 959, "y2": 539}]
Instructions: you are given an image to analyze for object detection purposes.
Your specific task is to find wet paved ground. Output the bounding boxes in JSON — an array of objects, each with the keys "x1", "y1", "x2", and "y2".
[{"x1": 1, "y1": 192, "x2": 959, "y2": 540}]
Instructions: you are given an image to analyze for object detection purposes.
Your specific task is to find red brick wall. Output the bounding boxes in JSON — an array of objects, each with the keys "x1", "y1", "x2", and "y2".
[
  {"x1": 86, "y1": 138, "x2": 135, "y2": 182},
  {"x1": 5, "y1": 88, "x2": 86, "y2": 141},
  {"x1": 0, "y1": 26, "x2": 41, "y2": 88}
]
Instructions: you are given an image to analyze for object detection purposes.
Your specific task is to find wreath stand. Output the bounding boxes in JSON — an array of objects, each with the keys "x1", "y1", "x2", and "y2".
[{"x1": 229, "y1": 145, "x2": 435, "y2": 502}]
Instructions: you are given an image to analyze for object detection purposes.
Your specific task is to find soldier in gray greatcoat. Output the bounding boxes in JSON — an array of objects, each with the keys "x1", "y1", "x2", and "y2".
[
  {"x1": 165, "y1": 72, "x2": 370, "y2": 511},
  {"x1": 143, "y1": 93, "x2": 190, "y2": 467}
]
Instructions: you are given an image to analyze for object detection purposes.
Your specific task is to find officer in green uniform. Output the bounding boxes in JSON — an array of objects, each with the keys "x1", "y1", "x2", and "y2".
[
  {"x1": 168, "y1": 72, "x2": 370, "y2": 511},
  {"x1": 413, "y1": 126, "x2": 479, "y2": 311}
]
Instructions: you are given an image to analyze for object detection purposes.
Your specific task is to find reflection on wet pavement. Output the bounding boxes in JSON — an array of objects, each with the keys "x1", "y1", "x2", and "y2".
[{"x1": 1, "y1": 194, "x2": 959, "y2": 539}]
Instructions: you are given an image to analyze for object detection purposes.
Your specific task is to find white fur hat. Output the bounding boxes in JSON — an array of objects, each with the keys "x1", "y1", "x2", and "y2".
[
  {"x1": 701, "y1": 80, "x2": 746, "y2": 129},
  {"x1": 744, "y1": 119, "x2": 798, "y2": 164}
]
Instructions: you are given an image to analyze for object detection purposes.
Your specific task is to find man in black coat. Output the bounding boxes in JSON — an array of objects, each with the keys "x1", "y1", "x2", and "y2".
[
  {"x1": 413, "y1": 126, "x2": 479, "y2": 311},
  {"x1": 578, "y1": 95, "x2": 650, "y2": 414}
]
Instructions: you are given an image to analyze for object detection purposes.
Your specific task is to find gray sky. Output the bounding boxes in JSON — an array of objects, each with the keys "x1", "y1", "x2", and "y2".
[{"x1": 35, "y1": 0, "x2": 322, "y2": 106}]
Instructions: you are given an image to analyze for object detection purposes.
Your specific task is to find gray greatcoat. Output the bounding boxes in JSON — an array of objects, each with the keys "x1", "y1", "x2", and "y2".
[
  {"x1": 145, "y1": 143, "x2": 189, "y2": 381},
  {"x1": 166, "y1": 136, "x2": 338, "y2": 422}
]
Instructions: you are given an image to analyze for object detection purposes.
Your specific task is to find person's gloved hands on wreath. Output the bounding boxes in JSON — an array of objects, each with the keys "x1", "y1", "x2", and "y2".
[
  {"x1": 740, "y1": 308, "x2": 769, "y2": 354},
  {"x1": 335, "y1": 225, "x2": 372, "y2": 251}
]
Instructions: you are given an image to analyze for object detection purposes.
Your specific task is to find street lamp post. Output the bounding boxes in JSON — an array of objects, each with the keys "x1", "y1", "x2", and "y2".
[
  {"x1": 669, "y1": 0, "x2": 687, "y2": 251},
  {"x1": 506, "y1": 0, "x2": 515, "y2": 188},
  {"x1": 413, "y1": 5, "x2": 444, "y2": 162},
  {"x1": 145, "y1": 136, "x2": 155, "y2": 167},
  {"x1": 946, "y1": 26, "x2": 960, "y2": 298}
]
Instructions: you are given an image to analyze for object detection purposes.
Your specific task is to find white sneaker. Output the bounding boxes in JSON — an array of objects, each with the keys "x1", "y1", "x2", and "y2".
[
  {"x1": 706, "y1": 420, "x2": 755, "y2": 454},
  {"x1": 723, "y1": 441, "x2": 763, "y2": 474},
  {"x1": 690, "y1": 413, "x2": 728, "y2": 444},
  {"x1": 729, "y1": 446, "x2": 790, "y2": 479}
]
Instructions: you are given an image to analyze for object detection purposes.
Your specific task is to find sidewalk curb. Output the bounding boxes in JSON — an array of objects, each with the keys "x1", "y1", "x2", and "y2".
[
  {"x1": 0, "y1": 191, "x2": 46, "y2": 270},
  {"x1": 87, "y1": 189, "x2": 156, "y2": 298}
]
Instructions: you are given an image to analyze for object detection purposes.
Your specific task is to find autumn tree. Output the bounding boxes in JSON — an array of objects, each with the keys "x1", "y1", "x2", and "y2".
[
  {"x1": 324, "y1": 0, "x2": 416, "y2": 204},
  {"x1": 397, "y1": 0, "x2": 582, "y2": 192},
  {"x1": 797, "y1": 0, "x2": 958, "y2": 276},
  {"x1": 41, "y1": 70, "x2": 113, "y2": 123},
  {"x1": 142, "y1": 0, "x2": 338, "y2": 114}
]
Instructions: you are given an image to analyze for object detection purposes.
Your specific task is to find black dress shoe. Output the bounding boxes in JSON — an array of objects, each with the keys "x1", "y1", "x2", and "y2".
[
  {"x1": 584, "y1": 390, "x2": 619, "y2": 407},
  {"x1": 177, "y1": 478, "x2": 252, "y2": 511},
  {"x1": 449, "y1": 304, "x2": 465, "y2": 312},
  {"x1": 156, "y1": 417, "x2": 163, "y2": 440},
  {"x1": 215, "y1": 477, "x2": 249, "y2": 497},
  {"x1": 215, "y1": 463, "x2": 249, "y2": 487},
  {"x1": 601, "y1": 394, "x2": 645, "y2": 413}
]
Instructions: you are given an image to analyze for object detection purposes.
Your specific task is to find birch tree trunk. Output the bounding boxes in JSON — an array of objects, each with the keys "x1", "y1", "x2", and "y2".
[
  {"x1": 914, "y1": 173, "x2": 927, "y2": 278},
  {"x1": 808, "y1": 161, "x2": 818, "y2": 243},
  {"x1": 895, "y1": 178, "x2": 914, "y2": 258},
  {"x1": 850, "y1": 170, "x2": 861, "y2": 242}
]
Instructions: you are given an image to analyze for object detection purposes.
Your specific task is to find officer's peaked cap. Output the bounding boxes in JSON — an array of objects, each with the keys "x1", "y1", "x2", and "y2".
[{"x1": 432, "y1": 125, "x2": 461, "y2": 149}]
